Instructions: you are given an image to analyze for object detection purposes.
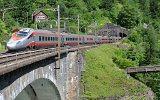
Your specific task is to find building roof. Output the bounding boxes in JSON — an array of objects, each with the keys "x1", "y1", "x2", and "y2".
[{"x1": 32, "y1": 10, "x2": 48, "y2": 17}]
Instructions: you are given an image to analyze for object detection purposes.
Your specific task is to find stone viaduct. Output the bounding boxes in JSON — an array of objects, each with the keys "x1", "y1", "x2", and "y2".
[{"x1": 0, "y1": 50, "x2": 86, "y2": 100}]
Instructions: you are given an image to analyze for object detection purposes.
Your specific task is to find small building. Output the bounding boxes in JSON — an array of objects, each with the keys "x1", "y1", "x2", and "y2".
[{"x1": 32, "y1": 10, "x2": 48, "y2": 23}]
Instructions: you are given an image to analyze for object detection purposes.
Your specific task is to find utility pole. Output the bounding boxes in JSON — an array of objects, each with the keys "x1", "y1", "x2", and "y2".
[
  {"x1": 94, "y1": 21, "x2": 97, "y2": 45},
  {"x1": 77, "y1": 15, "x2": 80, "y2": 51},
  {"x1": 57, "y1": 5, "x2": 61, "y2": 69}
]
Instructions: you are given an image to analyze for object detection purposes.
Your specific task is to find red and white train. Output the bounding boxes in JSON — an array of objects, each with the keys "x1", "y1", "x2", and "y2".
[{"x1": 7, "y1": 28, "x2": 121, "y2": 51}]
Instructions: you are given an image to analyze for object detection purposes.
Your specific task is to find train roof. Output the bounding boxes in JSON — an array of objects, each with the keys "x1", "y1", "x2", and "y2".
[{"x1": 34, "y1": 29, "x2": 53, "y2": 34}]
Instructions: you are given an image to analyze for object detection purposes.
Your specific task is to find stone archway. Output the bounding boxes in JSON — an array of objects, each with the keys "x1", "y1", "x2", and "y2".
[{"x1": 15, "y1": 78, "x2": 61, "y2": 100}]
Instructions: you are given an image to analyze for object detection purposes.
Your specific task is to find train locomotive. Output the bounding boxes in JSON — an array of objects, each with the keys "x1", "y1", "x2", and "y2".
[{"x1": 7, "y1": 28, "x2": 121, "y2": 51}]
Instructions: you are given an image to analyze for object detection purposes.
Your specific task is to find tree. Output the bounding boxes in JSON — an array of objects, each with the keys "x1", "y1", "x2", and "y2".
[
  {"x1": 143, "y1": 25, "x2": 159, "y2": 65},
  {"x1": 0, "y1": 19, "x2": 8, "y2": 43},
  {"x1": 150, "y1": 0, "x2": 160, "y2": 19},
  {"x1": 116, "y1": 5, "x2": 139, "y2": 29}
]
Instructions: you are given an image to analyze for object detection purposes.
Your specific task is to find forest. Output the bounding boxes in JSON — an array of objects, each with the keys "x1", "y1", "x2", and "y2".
[{"x1": 0, "y1": 0, "x2": 160, "y2": 99}]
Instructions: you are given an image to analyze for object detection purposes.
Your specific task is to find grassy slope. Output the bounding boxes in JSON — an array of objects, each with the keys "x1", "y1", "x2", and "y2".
[
  {"x1": 81, "y1": 44, "x2": 149, "y2": 99},
  {"x1": 0, "y1": 44, "x2": 6, "y2": 53}
]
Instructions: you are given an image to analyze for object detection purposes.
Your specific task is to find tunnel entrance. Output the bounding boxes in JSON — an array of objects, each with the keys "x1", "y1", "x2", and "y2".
[
  {"x1": 15, "y1": 78, "x2": 61, "y2": 100},
  {"x1": 119, "y1": 33, "x2": 127, "y2": 38}
]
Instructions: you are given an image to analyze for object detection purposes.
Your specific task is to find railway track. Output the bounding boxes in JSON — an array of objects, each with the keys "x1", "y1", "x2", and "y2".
[
  {"x1": 0, "y1": 49, "x2": 55, "y2": 64},
  {"x1": 0, "y1": 45, "x2": 97, "y2": 75}
]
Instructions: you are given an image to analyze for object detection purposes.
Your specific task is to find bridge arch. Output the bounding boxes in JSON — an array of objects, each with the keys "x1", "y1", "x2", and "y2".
[{"x1": 15, "y1": 78, "x2": 61, "y2": 100}]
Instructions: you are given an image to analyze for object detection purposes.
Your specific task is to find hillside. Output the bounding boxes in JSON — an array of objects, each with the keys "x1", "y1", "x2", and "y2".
[{"x1": 80, "y1": 44, "x2": 154, "y2": 99}]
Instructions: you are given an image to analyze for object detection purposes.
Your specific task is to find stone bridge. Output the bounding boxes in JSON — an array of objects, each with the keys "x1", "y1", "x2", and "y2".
[{"x1": 0, "y1": 50, "x2": 85, "y2": 100}]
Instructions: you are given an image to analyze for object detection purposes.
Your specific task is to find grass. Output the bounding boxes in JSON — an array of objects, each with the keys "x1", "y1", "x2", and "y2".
[
  {"x1": 81, "y1": 44, "x2": 149, "y2": 99},
  {"x1": 0, "y1": 44, "x2": 6, "y2": 53}
]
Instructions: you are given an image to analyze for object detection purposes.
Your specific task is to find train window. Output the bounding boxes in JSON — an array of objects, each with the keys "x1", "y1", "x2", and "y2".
[
  {"x1": 42, "y1": 36, "x2": 44, "y2": 41},
  {"x1": 51, "y1": 37, "x2": 52, "y2": 41},
  {"x1": 39, "y1": 36, "x2": 41, "y2": 41},
  {"x1": 45, "y1": 37, "x2": 47, "y2": 41},
  {"x1": 48, "y1": 37, "x2": 50, "y2": 41}
]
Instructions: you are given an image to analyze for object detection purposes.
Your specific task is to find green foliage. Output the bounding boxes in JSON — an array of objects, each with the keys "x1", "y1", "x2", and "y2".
[
  {"x1": 128, "y1": 29, "x2": 143, "y2": 43},
  {"x1": 143, "y1": 25, "x2": 159, "y2": 65},
  {"x1": 149, "y1": 0, "x2": 160, "y2": 19},
  {"x1": 113, "y1": 49, "x2": 138, "y2": 68},
  {"x1": 110, "y1": 2, "x2": 123, "y2": 23},
  {"x1": 0, "y1": 19, "x2": 8, "y2": 43},
  {"x1": 116, "y1": 5, "x2": 139, "y2": 29},
  {"x1": 134, "y1": 73, "x2": 160, "y2": 99}
]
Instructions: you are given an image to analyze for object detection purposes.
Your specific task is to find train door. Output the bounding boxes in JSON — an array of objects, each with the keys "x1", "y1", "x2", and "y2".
[
  {"x1": 61, "y1": 35, "x2": 63, "y2": 46},
  {"x1": 82, "y1": 36, "x2": 85, "y2": 44}
]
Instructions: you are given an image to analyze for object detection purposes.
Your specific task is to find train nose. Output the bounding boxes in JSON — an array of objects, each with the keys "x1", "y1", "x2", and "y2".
[{"x1": 7, "y1": 40, "x2": 21, "y2": 50}]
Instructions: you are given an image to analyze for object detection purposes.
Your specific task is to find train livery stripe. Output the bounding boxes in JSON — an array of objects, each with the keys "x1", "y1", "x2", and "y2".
[
  {"x1": 26, "y1": 41, "x2": 58, "y2": 47},
  {"x1": 26, "y1": 40, "x2": 98, "y2": 48},
  {"x1": 12, "y1": 36, "x2": 22, "y2": 41}
]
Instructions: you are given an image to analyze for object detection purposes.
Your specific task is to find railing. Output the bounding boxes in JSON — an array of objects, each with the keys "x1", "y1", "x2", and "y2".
[
  {"x1": 126, "y1": 65, "x2": 160, "y2": 74},
  {"x1": 0, "y1": 45, "x2": 97, "y2": 75}
]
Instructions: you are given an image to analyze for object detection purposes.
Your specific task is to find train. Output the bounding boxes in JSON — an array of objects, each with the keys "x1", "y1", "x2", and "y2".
[{"x1": 7, "y1": 28, "x2": 121, "y2": 51}]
